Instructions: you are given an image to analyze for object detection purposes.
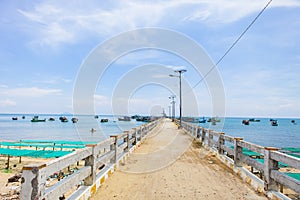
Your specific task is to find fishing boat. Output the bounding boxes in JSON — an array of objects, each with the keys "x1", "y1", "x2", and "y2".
[
  {"x1": 242, "y1": 120, "x2": 249, "y2": 125},
  {"x1": 271, "y1": 120, "x2": 278, "y2": 126},
  {"x1": 118, "y1": 116, "x2": 131, "y2": 121},
  {"x1": 199, "y1": 117, "x2": 206, "y2": 123},
  {"x1": 31, "y1": 116, "x2": 46, "y2": 122},
  {"x1": 12, "y1": 117, "x2": 18, "y2": 120},
  {"x1": 100, "y1": 118, "x2": 108, "y2": 123},
  {"x1": 59, "y1": 116, "x2": 68, "y2": 123},
  {"x1": 71, "y1": 118, "x2": 78, "y2": 123},
  {"x1": 49, "y1": 117, "x2": 55, "y2": 121}
]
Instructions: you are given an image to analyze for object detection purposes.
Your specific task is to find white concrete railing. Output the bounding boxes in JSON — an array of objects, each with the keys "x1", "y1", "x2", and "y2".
[
  {"x1": 21, "y1": 119, "x2": 161, "y2": 200},
  {"x1": 175, "y1": 119, "x2": 300, "y2": 199}
]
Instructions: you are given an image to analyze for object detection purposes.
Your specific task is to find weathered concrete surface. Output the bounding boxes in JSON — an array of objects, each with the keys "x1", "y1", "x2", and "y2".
[{"x1": 91, "y1": 119, "x2": 267, "y2": 200}]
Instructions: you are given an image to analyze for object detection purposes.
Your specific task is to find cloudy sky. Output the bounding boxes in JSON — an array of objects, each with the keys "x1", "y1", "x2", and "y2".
[{"x1": 0, "y1": 0, "x2": 300, "y2": 118}]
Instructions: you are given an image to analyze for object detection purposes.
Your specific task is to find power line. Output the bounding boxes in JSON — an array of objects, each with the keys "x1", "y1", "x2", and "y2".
[{"x1": 186, "y1": 0, "x2": 273, "y2": 93}]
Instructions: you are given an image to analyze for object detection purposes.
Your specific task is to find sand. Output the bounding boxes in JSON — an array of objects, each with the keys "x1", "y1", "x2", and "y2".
[{"x1": 91, "y1": 119, "x2": 267, "y2": 200}]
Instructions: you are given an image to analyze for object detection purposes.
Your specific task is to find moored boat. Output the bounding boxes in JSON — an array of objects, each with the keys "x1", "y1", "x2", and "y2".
[
  {"x1": 100, "y1": 118, "x2": 108, "y2": 123},
  {"x1": 71, "y1": 118, "x2": 78, "y2": 123},
  {"x1": 12, "y1": 117, "x2": 18, "y2": 120},
  {"x1": 31, "y1": 116, "x2": 46, "y2": 122},
  {"x1": 242, "y1": 120, "x2": 249, "y2": 125},
  {"x1": 271, "y1": 120, "x2": 278, "y2": 126},
  {"x1": 118, "y1": 116, "x2": 131, "y2": 121},
  {"x1": 199, "y1": 117, "x2": 206, "y2": 123},
  {"x1": 59, "y1": 116, "x2": 68, "y2": 123}
]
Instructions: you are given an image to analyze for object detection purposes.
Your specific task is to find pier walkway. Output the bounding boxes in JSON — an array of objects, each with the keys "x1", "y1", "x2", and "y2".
[{"x1": 90, "y1": 119, "x2": 267, "y2": 200}]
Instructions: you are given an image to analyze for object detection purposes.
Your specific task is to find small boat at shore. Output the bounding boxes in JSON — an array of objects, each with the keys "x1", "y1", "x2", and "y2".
[{"x1": 31, "y1": 116, "x2": 46, "y2": 122}]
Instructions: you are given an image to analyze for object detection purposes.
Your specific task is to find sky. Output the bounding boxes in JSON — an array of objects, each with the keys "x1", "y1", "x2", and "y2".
[{"x1": 0, "y1": 0, "x2": 300, "y2": 118}]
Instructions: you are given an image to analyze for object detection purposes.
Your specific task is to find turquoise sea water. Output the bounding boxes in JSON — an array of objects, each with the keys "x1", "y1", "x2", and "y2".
[{"x1": 0, "y1": 114, "x2": 299, "y2": 148}]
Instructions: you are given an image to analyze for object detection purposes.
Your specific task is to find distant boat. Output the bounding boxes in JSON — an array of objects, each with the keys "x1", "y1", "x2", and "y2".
[
  {"x1": 22, "y1": 116, "x2": 25, "y2": 119},
  {"x1": 291, "y1": 120, "x2": 296, "y2": 124},
  {"x1": 100, "y1": 118, "x2": 108, "y2": 123},
  {"x1": 12, "y1": 117, "x2": 18, "y2": 120},
  {"x1": 118, "y1": 116, "x2": 131, "y2": 121},
  {"x1": 270, "y1": 119, "x2": 276, "y2": 122},
  {"x1": 249, "y1": 118, "x2": 260, "y2": 122},
  {"x1": 242, "y1": 120, "x2": 249, "y2": 125},
  {"x1": 271, "y1": 120, "x2": 278, "y2": 126},
  {"x1": 71, "y1": 118, "x2": 78, "y2": 123},
  {"x1": 49, "y1": 117, "x2": 55, "y2": 121},
  {"x1": 31, "y1": 116, "x2": 46, "y2": 122},
  {"x1": 59, "y1": 116, "x2": 68, "y2": 123},
  {"x1": 211, "y1": 121, "x2": 216, "y2": 125},
  {"x1": 94, "y1": 115, "x2": 99, "y2": 119},
  {"x1": 199, "y1": 117, "x2": 206, "y2": 123}
]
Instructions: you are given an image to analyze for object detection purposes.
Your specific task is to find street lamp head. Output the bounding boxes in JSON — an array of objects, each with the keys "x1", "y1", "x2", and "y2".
[{"x1": 174, "y1": 69, "x2": 187, "y2": 74}]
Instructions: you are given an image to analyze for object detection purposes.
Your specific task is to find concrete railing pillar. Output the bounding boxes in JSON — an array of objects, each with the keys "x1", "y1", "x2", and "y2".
[
  {"x1": 201, "y1": 128, "x2": 206, "y2": 143},
  {"x1": 110, "y1": 135, "x2": 118, "y2": 163},
  {"x1": 196, "y1": 126, "x2": 201, "y2": 138},
  {"x1": 218, "y1": 132, "x2": 225, "y2": 154},
  {"x1": 21, "y1": 163, "x2": 47, "y2": 199},
  {"x1": 208, "y1": 130, "x2": 213, "y2": 147},
  {"x1": 234, "y1": 137, "x2": 243, "y2": 167},
  {"x1": 264, "y1": 147, "x2": 279, "y2": 191},
  {"x1": 123, "y1": 131, "x2": 130, "y2": 152},
  {"x1": 84, "y1": 144, "x2": 96, "y2": 186}
]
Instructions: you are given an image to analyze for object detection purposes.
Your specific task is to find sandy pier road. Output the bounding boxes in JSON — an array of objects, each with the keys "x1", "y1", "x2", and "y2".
[{"x1": 91, "y1": 119, "x2": 267, "y2": 200}]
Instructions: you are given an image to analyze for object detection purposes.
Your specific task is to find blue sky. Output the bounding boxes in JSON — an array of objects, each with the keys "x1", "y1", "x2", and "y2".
[{"x1": 0, "y1": 0, "x2": 300, "y2": 118}]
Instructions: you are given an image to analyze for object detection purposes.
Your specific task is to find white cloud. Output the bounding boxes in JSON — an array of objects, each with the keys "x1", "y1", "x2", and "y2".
[
  {"x1": 0, "y1": 99, "x2": 16, "y2": 107},
  {"x1": 17, "y1": 0, "x2": 300, "y2": 48},
  {"x1": 0, "y1": 87, "x2": 62, "y2": 97}
]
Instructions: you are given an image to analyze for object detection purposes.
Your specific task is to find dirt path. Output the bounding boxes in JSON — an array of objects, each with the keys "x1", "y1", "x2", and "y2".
[{"x1": 91, "y1": 119, "x2": 267, "y2": 200}]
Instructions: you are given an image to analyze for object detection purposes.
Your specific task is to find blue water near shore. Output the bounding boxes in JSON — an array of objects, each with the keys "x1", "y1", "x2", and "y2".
[
  {"x1": 198, "y1": 117, "x2": 300, "y2": 148},
  {"x1": 0, "y1": 114, "x2": 145, "y2": 142},
  {"x1": 0, "y1": 114, "x2": 299, "y2": 148}
]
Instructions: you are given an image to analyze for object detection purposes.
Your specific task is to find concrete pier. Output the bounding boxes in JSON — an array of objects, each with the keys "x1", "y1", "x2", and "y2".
[{"x1": 90, "y1": 119, "x2": 267, "y2": 200}]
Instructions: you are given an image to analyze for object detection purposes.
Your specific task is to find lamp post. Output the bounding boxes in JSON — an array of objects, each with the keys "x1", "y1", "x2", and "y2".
[
  {"x1": 170, "y1": 69, "x2": 187, "y2": 128},
  {"x1": 169, "y1": 95, "x2": 176, "y2": 121}
]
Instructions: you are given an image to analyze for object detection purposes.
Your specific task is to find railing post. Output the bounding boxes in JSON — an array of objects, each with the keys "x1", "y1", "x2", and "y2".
[
  {"x1": 208, "y1": 130, "x2": 213, "y2": 147},
  {"x1": 84, "y1": 144, "x2": 96, "y2": 186},
  {"x1": 110, "y1": 135, "x2": 118, "y2": 163},
  {"x1": 21, "y1": 163, "x2": 47, "y2": 199},
  {"x1": 234, "y1": 137, "x2": 243, "y2": 167},
  {"x1": 218, "y1": 132, "x2": 225, "y2": 154},
  {"x1": 123, "y1": 131, "x2": 130, "y2": 152},
  {"x1": 196, "y1": 126, "x2": 201, "y2": 138},
  {"x1": 132, "y1": 128, "x2": 137, "y2": 145},
  {"x1": 264, "y1": 147, "x2": 279, "y2": 191},
  {"x1": 201, "y1": 128, "x2": 206, "y2": 142}
]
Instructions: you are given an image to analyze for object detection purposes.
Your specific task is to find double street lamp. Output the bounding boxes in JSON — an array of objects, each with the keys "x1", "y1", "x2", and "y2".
[{"x1": 169, "y1": 69, "x2": 187, "y2": 128}]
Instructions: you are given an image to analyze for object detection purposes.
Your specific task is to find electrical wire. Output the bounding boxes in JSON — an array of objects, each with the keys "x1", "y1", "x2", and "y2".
[{"x1": 185, "y1": 0, "x2": 273, "y2": 94}]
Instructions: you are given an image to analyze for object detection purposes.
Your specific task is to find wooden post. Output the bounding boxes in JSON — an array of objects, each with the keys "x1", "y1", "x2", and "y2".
[
  {"x1": 264, "y1": 147, "x2": 279, "y2": 191},
  {"x1": 110, "y1": 135, "x2": 118, "y2": 163},
  {"x1": 234, "y1": 137, "x2": 243, "y2": 167},
  {"x1": 218, "y1": 132, "x2": 225, "y2": 154},
  {"x1": 21, "y1": 163, "x2": 47, "y2": 199},
  {"x1": 84, "y1": 144, "x2": 96, "y2": 186}
]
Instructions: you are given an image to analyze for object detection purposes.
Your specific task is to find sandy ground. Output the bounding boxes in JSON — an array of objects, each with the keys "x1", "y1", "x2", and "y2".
[{"x1": 91, "y1": 119, "x2": 267, "y2": 200}]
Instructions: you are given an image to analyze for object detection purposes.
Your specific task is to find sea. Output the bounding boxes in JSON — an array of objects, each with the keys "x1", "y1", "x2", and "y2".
[{"x1": 0, "y1": 114, "x2": 299, "y2": 148}]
